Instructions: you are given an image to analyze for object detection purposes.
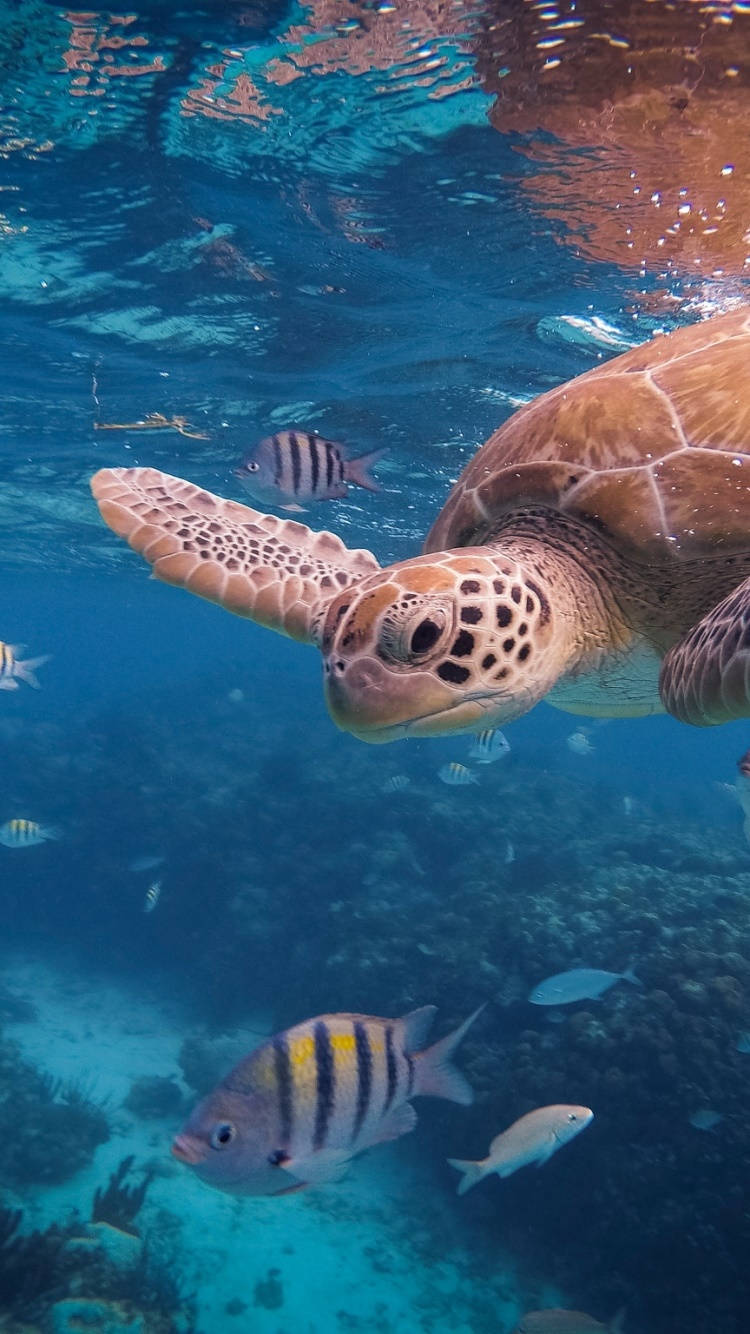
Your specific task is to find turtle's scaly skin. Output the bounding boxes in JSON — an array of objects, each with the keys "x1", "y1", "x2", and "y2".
[{"x1": 91, "y1": 308, "x2": 750, "y2": 740}]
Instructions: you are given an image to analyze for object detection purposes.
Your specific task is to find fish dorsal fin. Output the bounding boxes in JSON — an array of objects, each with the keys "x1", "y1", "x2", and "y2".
[
  {"x1": 91, "y1": 467, "x2": 381, "y2": 645},
  {"x1": 400, "y1": 1005, "x2": 438, "y2": 1053}
]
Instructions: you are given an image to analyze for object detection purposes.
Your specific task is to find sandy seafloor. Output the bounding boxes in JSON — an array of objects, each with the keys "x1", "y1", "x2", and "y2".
[{"x1": 3, "y1": 950, "x2": 552, "y2": 1334}]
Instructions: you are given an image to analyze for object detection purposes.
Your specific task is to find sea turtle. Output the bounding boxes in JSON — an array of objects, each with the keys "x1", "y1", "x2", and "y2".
[{"x1": 91, "y1": 308, "x2": 750, "y2": 742}]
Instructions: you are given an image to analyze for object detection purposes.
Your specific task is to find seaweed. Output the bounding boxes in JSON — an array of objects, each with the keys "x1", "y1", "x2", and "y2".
[
  {"x1": 0, "y1": 1203, "x2": 70, "y2": 1315},
  {"x1": 91, "y1": 1155, "x2": 153, "y2": 1237}
]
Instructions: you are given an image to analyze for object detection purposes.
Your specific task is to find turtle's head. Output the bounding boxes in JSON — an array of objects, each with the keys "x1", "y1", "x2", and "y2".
[{"x1": 319, "y1": 550, "x2": 565, "y2": 742}]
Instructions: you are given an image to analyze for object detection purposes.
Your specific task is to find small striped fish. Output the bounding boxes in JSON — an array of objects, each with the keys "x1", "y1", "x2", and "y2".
[
  {"x1": 143, "y1": 879, "x2": 162, "y2": 913},
  {"x1": 0, "y1": 642, "x2": 49, "y2": 691},
  {"x1": 438, "y1": 762, "x2": 479, "y2": 787},
  {"x1": 172, "y1": 1005, "x2": 482, "y2": 1196},
  {"x1": 468, "y1": 728, "x2": 510, "y2": 764},
  {"x1": 233, "y1": 429, "x2": 385, "y2": 509},
  {"x1": 0, "y1": 819, "x2": 59, "y2": 848},
  {"x1": 382, "y1": 774, "x2": 410, "y2": 794}
]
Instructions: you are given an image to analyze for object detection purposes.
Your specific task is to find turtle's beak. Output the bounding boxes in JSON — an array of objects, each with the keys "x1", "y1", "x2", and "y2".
[{"x1": 324, "y1": 656, "x2": 491, "y2": 742}]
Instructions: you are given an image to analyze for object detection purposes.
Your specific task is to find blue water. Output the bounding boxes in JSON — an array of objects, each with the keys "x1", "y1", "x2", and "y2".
[{"x1": 1, "y1": 4, "x2": 750, "y2": 1333}]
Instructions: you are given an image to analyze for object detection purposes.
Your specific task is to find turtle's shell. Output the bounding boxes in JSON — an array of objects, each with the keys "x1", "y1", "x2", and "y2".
[{"x1": 425, "y1": 308, "x2": 750, "y2": 562}]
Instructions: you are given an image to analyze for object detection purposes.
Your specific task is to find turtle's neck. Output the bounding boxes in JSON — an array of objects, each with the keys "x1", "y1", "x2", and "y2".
[{"x1": 487, "y1": 509, "x2": 634, "y2": 666}]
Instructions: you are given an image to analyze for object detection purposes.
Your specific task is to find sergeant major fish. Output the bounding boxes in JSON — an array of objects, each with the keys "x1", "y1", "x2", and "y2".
[
  {"x1": 172, "y1": 1004, "x2": 482, "y2": 1196},
  {"x1": 468, "y1": 728, "x2": 510, "y2": 764},
  {"x1": 233, "y1": 430, "x2": 386, "y2": 510},
  {"x1": 143, "y1": 879, "x2": 162, "y2": 913},
  {"x1": 0, "y1": 819, "x2": 59, "y2": 848},
  {"x1": 448, "y1": 1103, "x2": 593, "y2": 1195},
  {"x1": 0, "y1": 642, "x2": 49, "y2": 691},
  {"x1": 438, "y1": 762, "x2": 479, "y2": 787}
]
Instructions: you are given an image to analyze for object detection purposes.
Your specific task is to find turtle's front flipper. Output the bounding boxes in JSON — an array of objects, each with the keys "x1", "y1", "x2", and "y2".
[
  {"x1": 660, "y1": 577, "x2": 750, "y2": 724},
  {"x1": 91, "y1": 467, "x2": 380, "y2": 644}
]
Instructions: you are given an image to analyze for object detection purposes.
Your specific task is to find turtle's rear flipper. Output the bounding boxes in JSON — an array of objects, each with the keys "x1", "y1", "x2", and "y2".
[
  {"x1": 660, "y1": 576, "x2": 750, "y2": 724},
  {"x1": 91, "y1": 467, "x2": 381, "y2": 644}
]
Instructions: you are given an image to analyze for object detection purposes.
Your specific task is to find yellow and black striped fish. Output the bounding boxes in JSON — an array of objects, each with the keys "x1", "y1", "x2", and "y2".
[
  {"x1": 0, "y1": 642, "x2": 49, "y2": 691},
  {"x1": 0, "y1": 818, "x2": 59, "y2": 848},
  {"x1": 233, "y1": 429, "x2": 385, "y2": 509},
  {"x1": 172, "y1": 1005, "x2": 482, "y2": 1196}
]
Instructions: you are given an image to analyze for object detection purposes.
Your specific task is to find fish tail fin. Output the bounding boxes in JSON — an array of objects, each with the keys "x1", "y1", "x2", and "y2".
[
  {"x1": 14, "y1": 655, "x2": 50, "y2": 689},
  {"x1": 41, "y1": 825, "x2": 61, "y2": 841},
  {"x1": 344, "y1": 448, "x2": 387, "y2": 493},
  {"x1": 414, "y1": 1004, "x2": 484, "y2": 1105},
  {"x1": 623, "y1": 967, "x2": 642, "y2": 987},
  {"x1": 447, "y1": 1156, "x2": 486, "y2": 1196}
]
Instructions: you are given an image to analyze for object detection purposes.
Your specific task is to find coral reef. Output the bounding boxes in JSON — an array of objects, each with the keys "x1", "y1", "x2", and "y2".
[
  {"x1": 0, "y1": 1188, "x2": 194, "y2": 1333},
  {"x1": 5, "y1": 680, "x2": 750, "y2": 1332},
  {"x1": 91, "y1": 1156, "x2": 153, "y2": 1237},
  {"x1": 0, "y1": 1037, "x2": 110, "y2": 1187},
  {"x1": 123, "y1": 1074, "x2": 184, "y2": 1120}
]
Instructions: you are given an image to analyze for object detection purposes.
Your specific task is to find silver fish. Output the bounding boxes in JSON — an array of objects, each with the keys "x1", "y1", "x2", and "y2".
[
  {"x1": 233, "y1": 430, "x2": 385, "y2": 509},
  {"x1": 736, "y1": 1032, "x2": 750, "y2": 1054},
  {"x1": 438, "y1": 762, "x2": 479, "y2": 787},
  {"x1": 0, "y1": 819, "x2": 59, "y2": 848},
  {"x1": 688, "y1": 1108, "x2": 723, "y2": 1132},
  {"x1": 529, "y1": 966, "x2": 641, "y2": 1005},
  {"x1": 0, "y1": 642, "x2": 49, "y2": 691},
  {"x1": 513, "y1": 1308, "x2": 625, "y2": 1334},
  {"x1": 448, "y1": 1103, "x2": 593, "y2": 1195},
  {"x1": 172, "y1": 1005, "x2": 482, "y2": 1196},
  {"x1": 129, "y1": 854, "x2": 165, "y2": 874},
  {"x1": 468, "y1": 728, "x2": 510, "y2": 764},
  {"x1": 566, "y1": 730, "x2": 594, "y2": 756},
  {"x1": 143, "y1": 880, "x2": 162, "y2": 913}
]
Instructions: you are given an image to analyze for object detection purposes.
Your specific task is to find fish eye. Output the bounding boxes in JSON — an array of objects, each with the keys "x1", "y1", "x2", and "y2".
[
  {"x1": 210, "y1": 1122, "x2": 237, "y2": 1149},
  {"x1": 268, "y1": 1148, "x2": 289, "y2": 1167},
  {"x1": 246, "y1": 461, "x2": 260, "y2": 473},
  {"x1": 568, "y1": 1113, "x2": 577, "y2": 1122}
]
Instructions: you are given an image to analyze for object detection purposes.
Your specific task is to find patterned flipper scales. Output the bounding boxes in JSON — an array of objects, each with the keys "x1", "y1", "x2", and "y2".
[
  {"x1": 660, "y1": 575, "x2": 750, "y2": 725},
  {"x1": 90, "y1": 467, "x2": 380, "y2": 644}
]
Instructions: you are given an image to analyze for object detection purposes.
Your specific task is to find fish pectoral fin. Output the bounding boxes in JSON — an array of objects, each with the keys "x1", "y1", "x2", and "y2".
[
  {"x1": 370, "y1": 1101, "x2": 418, "y2": 1145},
  {"x1": 281, "y1": 1147, "x2": 353, "y2": 1186},
  {"x1": 90, "y1": 467, "x2": 381, "y2": 645}
]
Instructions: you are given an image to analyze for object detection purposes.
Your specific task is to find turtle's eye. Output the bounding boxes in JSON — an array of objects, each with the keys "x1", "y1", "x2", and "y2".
[
  {"x1": 378, "y1": 601, "x2": 453, "y2": 664},
  {"x1": 410, "y1": 617, "x2": 443, "y2": 655},
  {"x1": 210, "y1": 1122, "x2": 237, "y2": 1149}
]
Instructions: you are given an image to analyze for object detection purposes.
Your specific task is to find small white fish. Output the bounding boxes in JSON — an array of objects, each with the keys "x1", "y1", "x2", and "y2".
[
  {"x1": 0, "y1": 642, "x2": 49, "y2": 691},
  {"x1": 736, "y1": 1032, "x2": 750, "y2": 1054},
  {"x1": 503, "y1": 840, "x2": 515, "y2": 865},
  {"x1": 0, "y1": 819, "x2": 59, "y2": 848},
  {"x1": 622, "y1": 795, "x2": 634, "y2": 816},
  {"x1": 129, "y1": 854, "x2": 165, "y2": 874},
  {"x1": 689, "y1": 1108, "x2": 723, "y2": 1132},
  {"x1": 143, "y1": 880, "x2": 162, "y2": 913},
  {"x1": 468, "y1": 728, "x2": 510, "y2": 765},
  {"x1": 227, "y1": 688, "x2": 244, "y2": 703},
  {"x1": 448, "y1": 1104, "x2": 593, "y2": 1195},
  {"x1": 566, "y1": 731, "x2": 594, "y2": 756},
  {"x1": 382, "y1": 775, "x2": 410, "y2": 794},
  {"x1": 439, "y1": 762, "x2": 479, "y2": 787},
  {"x1": 529, "y1": 966, "x2": 641, "y2": 1006}
]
